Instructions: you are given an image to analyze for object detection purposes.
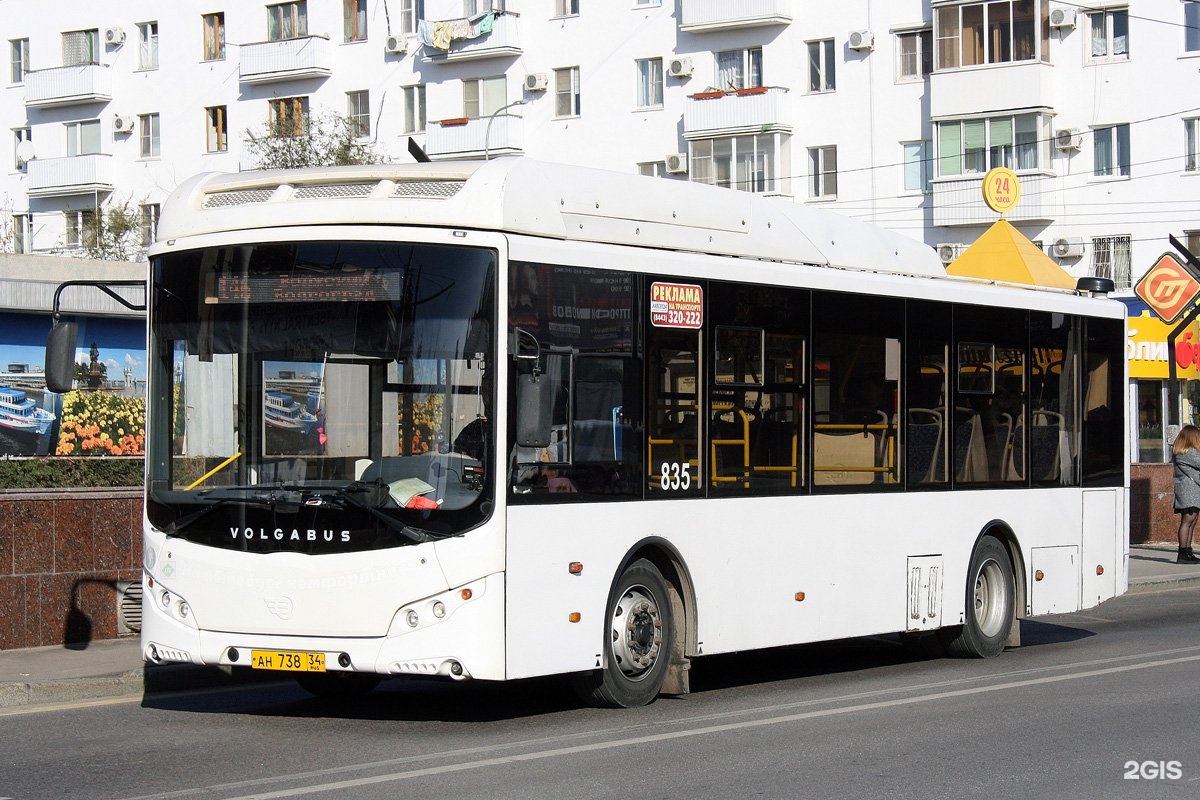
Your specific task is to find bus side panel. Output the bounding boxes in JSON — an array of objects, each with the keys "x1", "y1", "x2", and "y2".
[{"x1": 1081, "y1": 487, "x2": 1127, "y2": 609}]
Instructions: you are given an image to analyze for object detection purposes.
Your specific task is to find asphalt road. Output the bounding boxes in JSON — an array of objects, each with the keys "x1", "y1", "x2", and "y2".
[{"x1": 2, "y1": 582, "x2": 1199, "y2": 800}]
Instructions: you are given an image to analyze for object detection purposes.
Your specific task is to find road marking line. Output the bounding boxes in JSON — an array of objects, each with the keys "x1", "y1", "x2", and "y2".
[{"x1": 210, "y1": 652, "x2": 1200, "y2": 800}]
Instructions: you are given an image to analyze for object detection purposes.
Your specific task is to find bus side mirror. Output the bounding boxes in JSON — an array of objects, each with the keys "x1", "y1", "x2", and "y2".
[
  {"x1": 45, "y1": 321, "x2": 79, "y2": 394},
  {"x1": 516, "y1": 372, "x2": 553, "y2": 448}
]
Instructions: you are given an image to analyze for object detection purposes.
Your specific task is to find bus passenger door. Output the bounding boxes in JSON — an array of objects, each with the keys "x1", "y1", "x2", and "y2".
[{"x1": 647, "y1": 322, "x2": 702, "y2": 496}]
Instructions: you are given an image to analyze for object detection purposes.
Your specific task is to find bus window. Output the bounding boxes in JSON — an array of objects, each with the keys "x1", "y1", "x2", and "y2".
[
  {"x1": 648, "y1": 325, "x2": 702, "y2": 496},
  {"x1": 954, "y1": 306, "x2": 1027, "y2": 485},
  {"x1": 1082, "y1": 316, "x2": 1125, "y2": 486},
  {"x1": 508, "y1": 263, "x2": 642, "y2": 499},
  {"x1": 1030, "y1": 311, "x2": 1078, "y2": 485},
  {"x1": 905, "y1": 300, "x2": 951, "y2": 487},
  {"x1": 708, "y1": 282, "x2": 807, "y2": 494},
  {"x1": 811, "y1": 291, "x2": 903, "y2": 489}
]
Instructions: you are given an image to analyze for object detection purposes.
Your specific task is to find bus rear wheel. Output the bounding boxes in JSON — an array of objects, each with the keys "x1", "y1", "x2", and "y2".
[
  {"x1": 573, "y1": 558, "x2": 674, "y2": 708},
  {"x1": 940, "y1": 536, "x2": 1015, "y2": 658}
]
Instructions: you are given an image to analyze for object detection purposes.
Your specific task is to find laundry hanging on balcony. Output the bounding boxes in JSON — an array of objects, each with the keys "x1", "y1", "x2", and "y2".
[{"x1": 418, "y1": 12, "x2": 495, "y2": 51}]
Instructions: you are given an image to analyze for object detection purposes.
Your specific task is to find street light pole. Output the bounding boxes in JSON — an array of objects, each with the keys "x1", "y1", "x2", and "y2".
[{"x1": 484, "y1": 99, "x2": 528, "y2": 161}]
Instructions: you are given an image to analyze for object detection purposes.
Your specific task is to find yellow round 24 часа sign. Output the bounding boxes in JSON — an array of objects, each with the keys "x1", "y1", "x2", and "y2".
[{"x1": 982, "y1": 167, "x2": 1021, "y2": 214}]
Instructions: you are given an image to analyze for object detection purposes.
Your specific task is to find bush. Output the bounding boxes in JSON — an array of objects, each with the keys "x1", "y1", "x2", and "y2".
[{"x1": 0, "y1": 457, "x2": 143, "y2": 489}]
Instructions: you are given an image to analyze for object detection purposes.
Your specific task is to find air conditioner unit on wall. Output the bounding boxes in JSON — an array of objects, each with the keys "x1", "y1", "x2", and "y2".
[
  {"x1": 113, "y1": 114, "x2": 134, "y2": 134},
  {"x1": 667, "y1": 56, "x2": 693, "y2": 78},
  {"x1": 104, "y1": 26, "x2": 125, "y2": 45},
  {"x1": 937, "y1": 243, "x2": 964, "y2": 264},
  {"x1": 664, "y1": 153, "x2": 688, "y2": 174},
  {"x1": 1049, "y1": 7, "x2": 1076, "y2": 29},
  {"x1": 1053, "y1": 237, "x2": 1085, "y2": 258},
  {"x1": 848, "y1": 30, "x2": 875, "y2": 51},
  {"x1": 524, "y1": 72, "x2": 548, "y2": 92},
  {"x1": 384, "y1": 34, "x2": 407, "y2": 54},
  {"x1": 1054, "y1": 128, "x2": 1083, "y2": 151}
]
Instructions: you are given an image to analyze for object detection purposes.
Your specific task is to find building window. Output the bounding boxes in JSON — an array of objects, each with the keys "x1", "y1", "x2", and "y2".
[
  {"x1": 935, "y1": 1, "x2": 1043, "y2": 69},
  {"x1": 1186, "y1": 230, "x2": 1200, "y2": 257},
  {"x1": 206, "y1": 106, "x2": 228, "y2": 152},
  {"x1": 12, "y1": 214, "x2": 30, "y2": 254},
  {"x1": 400, "y1": 0, "x2": 424, "y2": 35},
  {"x1": 203, "y1": 13, "x2": 226, "y2": 60},
  {"x1": 269, "y1": 96, "x2": 308, "y2": 136},
  {"x1": 10, "y1": 38, "x2": 29, "y2": 84},
  {"x1": 638, "y1": 161, "x2": 666, "y2": 177},
  {"x1": 1092, "y1": 235, "x2": 1131, "y2": 289},
  {"x1": 65, "y1": 209, "x2": 98, "y2": 250},
  {"x1": 1187, "y1": 119, "x2": 1200, "y2": 172},
  {"x1": 1187, "y1": 2, "x2": 1200, "y2": 52},
  {"x1": 636, "y1": 58, "x2": 663, "y2": 109},
  {"x1": 403, "y1": 84, "x2": 426, "y2": 133},
  {"x1": 554, "y1": 0, "x2": 578, "y2": 16},
  {"x1": 807, "y1": 39, "x2": 836, "y2": 92},
  {"x1": 903, "y1": 140, "x2": 932, "y2": 193},
  {"x1": 808, "y1": 145, "x2": 837, "y2": 199},
  {"x1": 896, "y1": 29, "x2": 932, "y2": 81},
  {"x1": 690, "y1": 133, "x2": 790, "y2": 194},
  {"x1": 66, "y1": 119, "x2": 102, "y2": 156},
  {"x1": 716, "y1": 47, "x2": 762, "y2": 91},
  {"x1": 1088, "y1": 9, "x2": 1129, "y2": 61},
  {"x1": 937, "y1": 113, "x2": 1044, "y2": 176},
  {"x1": 62, "y1": 29, "x2": 99, "y2": 66},
  {"x1": 137, "y1": 22, "x2": 159, "y2": 69},
  {"x1": 347, "y1": 90, "x2": 370, "y2": 138},
  {"x1": 344, "y1": 0, "x2": 367, "y2": 41},
  {"x1": 140, "y1": 203, "x2": 160, "y2": 247},
  {"x1": 13, "y1": 127, "x2": 31, "y2": 171},
  {"x1": 554, "y1": 67, "x2": 581, "y2": 118},
  {"x1": 139, "y1": 113, "x2": 161, "y2": 158},
  {"x1": 463, "y1": 76, "x2": 506, "y2": 118},
  {"x1": 1093, "y1": 123, "x2": 1130, "y2": 177},
  {"x1": 268, "y1": 1, "x2": 308, "y2": 41}
]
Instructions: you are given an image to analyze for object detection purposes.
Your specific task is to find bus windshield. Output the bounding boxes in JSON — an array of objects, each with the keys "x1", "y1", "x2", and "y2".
[{"x1": 146, "y1": 240, "x2": 496, "y2": 554}]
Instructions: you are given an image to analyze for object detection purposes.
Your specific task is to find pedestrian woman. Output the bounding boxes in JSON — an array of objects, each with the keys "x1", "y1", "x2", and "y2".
[{"x1": 1171, "y1": 424, "x2": 1200, "y2": 564}]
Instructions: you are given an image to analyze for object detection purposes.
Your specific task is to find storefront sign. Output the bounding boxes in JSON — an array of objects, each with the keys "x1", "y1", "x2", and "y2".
[{"x1": 1133, "y1": 252, "x2": 1200, "y2": 324}]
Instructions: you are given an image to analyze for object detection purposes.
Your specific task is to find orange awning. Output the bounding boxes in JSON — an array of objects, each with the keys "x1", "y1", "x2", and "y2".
[{"x1": 946, "y1": 218, "x2": 1077, "y2": 290}]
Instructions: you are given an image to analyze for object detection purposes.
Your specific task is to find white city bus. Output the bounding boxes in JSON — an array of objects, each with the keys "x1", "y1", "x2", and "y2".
[{"x1": 131, "y1": 158, "x2": 1126, "y2": 707}]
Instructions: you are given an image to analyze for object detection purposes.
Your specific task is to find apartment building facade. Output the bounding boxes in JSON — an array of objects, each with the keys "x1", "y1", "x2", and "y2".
[{"x1": 2, "y1": 0, "x2": 1198, "y2": 289}]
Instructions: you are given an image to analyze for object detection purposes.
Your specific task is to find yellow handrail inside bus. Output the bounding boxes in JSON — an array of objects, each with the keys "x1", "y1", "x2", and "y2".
[{"x1": 185, "y1": 452, "x2": 243, "y2": 490}]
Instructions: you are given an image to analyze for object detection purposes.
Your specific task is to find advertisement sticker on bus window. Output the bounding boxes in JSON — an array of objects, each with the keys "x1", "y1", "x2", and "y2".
[{"x1": 650, "y1": 282, "x2": 703, "y2": 329}]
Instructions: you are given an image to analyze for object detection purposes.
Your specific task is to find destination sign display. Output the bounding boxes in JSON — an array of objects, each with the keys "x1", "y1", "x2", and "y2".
[{"x1": 209, "y1": 271, "x2": 403, "y2": 304}]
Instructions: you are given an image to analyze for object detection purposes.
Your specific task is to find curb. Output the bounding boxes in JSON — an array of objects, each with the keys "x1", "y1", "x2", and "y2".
[{"x1": 0, "y1": 664, "x2": 279, "y2": 710}]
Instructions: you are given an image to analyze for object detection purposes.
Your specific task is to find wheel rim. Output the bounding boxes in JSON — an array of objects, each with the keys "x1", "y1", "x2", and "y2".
[
  {"x1": 972, "y1": 558, "x2": 1009, "y2": 638},
  {"x1": 609, "y1": 584, "x2": 663, "y2": 681}
]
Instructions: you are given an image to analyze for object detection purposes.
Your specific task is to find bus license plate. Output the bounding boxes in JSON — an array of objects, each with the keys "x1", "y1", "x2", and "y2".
[{"x1": 249, "y1": 649, "x2": 326, "y2": 673}]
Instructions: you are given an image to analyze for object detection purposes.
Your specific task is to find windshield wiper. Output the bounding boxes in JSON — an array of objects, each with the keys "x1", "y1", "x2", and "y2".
[{"x1": 162, "y1": 493, "x2": 277, "y2": 537}]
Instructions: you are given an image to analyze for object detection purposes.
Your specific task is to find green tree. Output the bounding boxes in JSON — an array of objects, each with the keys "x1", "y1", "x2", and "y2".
[{"x1": 245, "y1": 110, "x2": 386, "y2": 169}]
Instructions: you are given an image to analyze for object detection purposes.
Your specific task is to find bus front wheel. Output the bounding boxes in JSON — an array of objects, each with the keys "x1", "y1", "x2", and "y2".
[
  {"x1": 940, "y1": 536, "x2": 1015, "y2": 658},
  {"x1": 573, "y1": 558, "x2": 674, "y2": 708}
]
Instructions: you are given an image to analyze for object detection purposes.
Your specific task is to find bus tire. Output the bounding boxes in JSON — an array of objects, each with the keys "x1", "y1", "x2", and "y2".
[
  {"x1": 940, "y1": 536, "x2": 1015, "y2": 658},
  {"x1": 572, "y1": 558, "x2": 674, "y2": 708},
  {"x1": 295, "y1": 671, "x2": 381, "y2": 698}
]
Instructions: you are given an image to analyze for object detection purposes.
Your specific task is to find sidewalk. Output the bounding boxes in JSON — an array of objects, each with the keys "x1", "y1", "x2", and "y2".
[{"x1": 1, "y1": 544, "x2": 1197, "y2": 709}]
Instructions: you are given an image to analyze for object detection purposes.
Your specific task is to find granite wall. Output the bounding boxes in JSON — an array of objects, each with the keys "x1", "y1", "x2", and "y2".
[
  {"x1": 1130, "y1": 463, "x2": 1176, "y2": 545},
  {"x1": 0, "y1": 489, "x2": 142, "y2": 650}
]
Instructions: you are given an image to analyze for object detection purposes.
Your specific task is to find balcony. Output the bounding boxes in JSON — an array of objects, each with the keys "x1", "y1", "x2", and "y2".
[
  {"x1": 932, "y1": 172, "x2": 1056, "y2": 227},
  {"x1": 421, "y1": 12, "x2": 521, "y2": 62},
  {"x1": 929, "y1": 61, "x2": 1054, "y2": 120},
  {"x1": 424, "y1": 115, "x2": 523, "y2": 159},
  {"x1": 239, "y1": 36, "x2": 331, "y2": 85},
  {"x1": 24, "y1": 64, "x2": 111, "y2": 108},
  {"x1": 26, "y1": 154, "x2": 114, "y2": 198},
  {"x1": 683, "y1": 87, "x2": 790, "y2": 138},
  {"x1": 679, "y1": 0, "x2": 792, "y2": 32}
]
